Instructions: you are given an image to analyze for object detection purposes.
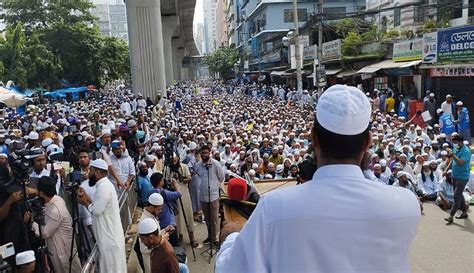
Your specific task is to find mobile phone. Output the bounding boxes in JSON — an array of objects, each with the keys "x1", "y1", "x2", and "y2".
[
  {"x1": 0, "y1": 242, "x2": 15, "y2": 259},
  {"x1": 53, "y1": 162, "x2": 64, "y2": 171}
]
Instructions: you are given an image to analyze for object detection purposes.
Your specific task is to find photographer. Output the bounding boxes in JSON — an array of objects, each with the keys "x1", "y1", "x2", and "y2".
[
  {"x1": 163, "y1": 154, "x2": 197, "y2": 247},
  {"x1": 29, "y1": 176, "x2": 81, "y2": 273},
  {"x1": 149, "y1": 172, "x2": 181, "y2": 247}
]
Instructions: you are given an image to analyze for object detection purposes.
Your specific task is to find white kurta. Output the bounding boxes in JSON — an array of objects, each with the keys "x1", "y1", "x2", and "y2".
[
  {"x1": 216, "y1": 165, "x2": 421, "y2": 273},
  {"x1": 88, "y1": 177, "x2": 127, "y2": 273},
  {"x1": 138, "y1": 210, "x2": 160, "y2": 273}
]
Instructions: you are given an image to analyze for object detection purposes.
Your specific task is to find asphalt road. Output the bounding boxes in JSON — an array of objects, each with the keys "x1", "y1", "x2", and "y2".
[{"x1": 128, "y1": 203, "x2": 473, "y2": 273}]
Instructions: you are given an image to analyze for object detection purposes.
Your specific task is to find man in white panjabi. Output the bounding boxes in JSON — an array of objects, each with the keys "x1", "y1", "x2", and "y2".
[
  {"x1": 217, "y1": 85, "x2": 421, "y2": 273},
  {"x1": 77, "y1": 159, "x2": 127, "y2": 273}
]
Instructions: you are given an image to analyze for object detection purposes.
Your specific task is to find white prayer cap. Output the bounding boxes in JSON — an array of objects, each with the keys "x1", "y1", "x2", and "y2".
[
  {"x1": 46, "y1": 144, "x2": 60, "y2": 154},
  {"x1": 456, "y1": 101, "x2": 463, "y2": 106},
  {"x1": 42, "y1": 138, "x2": 53, "y2": 147},
  {"x1": 0, "y1": 153, "x2": 7, "y2": 158},
  {"x1": 138, "y1": 218, "x2": 159, "y2": 235},
  {"x1": 439, "y1": 133, "x2": 446, "y2": 138},
  {"x1": 379, "y1": 159, "x2": 387, "y2": 166},
  {"x1": 27, "y1": 131, "x2": 39, "y2": 140},
  {"x1": 436, "y1": 108, "x2": 443, "y2": 114},
  {"x1": 16, "y1": 250, "x2": 35, "y2": 266},
  {"x1": 90, "y1": 159, "x2": 109, "y2": 171},
  {"x1": 397, "y1": 171, "x2": 407, "y2": 179},
  {"x1": 440, "y1": 150, "x2": 448, "y2": 156},
  {"x1": 276, "y1": 164, "x2": 284, "y2": 173},
  {"x1": 127, "y1": 119, "x2": 137, "y2": 127},
  {"x1": 148, "y1": 193, "x2": 164, "y2": 206},
  {"x1": 316, "y1": 85, "x2": 371, "y2": 135},
  {"x1": 188, "y1": 142, "x2": 197, "y2": 150},
  {"x1": 373, "y1": 164, "x2": 381, "y2": 168},
  {"x1": 101, "y1": 128, "x2": 111, "y2": 137},
  {"x1": 145, "y1": 154, "x2": 155, "y2": 161},
  {"x1": 446, "y1": 94, "x2": 451, "y2": 98},
  {"x1": 248, "y1": 169, "x2": 256, "y2": 176}
]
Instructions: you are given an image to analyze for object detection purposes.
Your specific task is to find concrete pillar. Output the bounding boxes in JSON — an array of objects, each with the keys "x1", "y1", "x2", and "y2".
[
  {"x1": 125, "y1": 0, "x2": 166, "y2": 100},
  {"x1": 182, "y1": 67, "x2": 189, "y2": 80},
  {"x1": 175, "y1": 48, "x2": 184, "y2": 82},
  {"x1": 161, "y1": 16, "x2": 179, "y2": 87},
  {"x1": 171, "y1": 38, "x2": 181, "y2": 82}
]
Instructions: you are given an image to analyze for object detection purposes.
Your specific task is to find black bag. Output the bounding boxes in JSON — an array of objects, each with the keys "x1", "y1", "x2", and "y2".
[{"x1": 173, "y1": 246, "x2": 187, "y2": 264}]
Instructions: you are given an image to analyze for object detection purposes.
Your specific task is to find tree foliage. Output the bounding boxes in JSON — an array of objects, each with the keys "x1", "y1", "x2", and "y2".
[
  {"x1": 342, "y1": 32, "x2": 363, "y2": 56},
  {"x1": 204, "y1": 47, "x2": 239, "y2": 79},
  {"x1": 0, "y1": 0, "x2": 129, "y2": 89}
]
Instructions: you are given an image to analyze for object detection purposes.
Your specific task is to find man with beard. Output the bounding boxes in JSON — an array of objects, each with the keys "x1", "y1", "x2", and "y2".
[
  {"x1": 137, "y1": 162, "x2": 153, "y2": 208},
  {"x1": 109, "y1": 140, "x2": 135, "y2": 191},
  {"x1": 436, "y1": 170, "x2": 454, "y2": 210},
  {"x1": 163, "y1": 154, "x2": 197, "y2": 247},
  {"x1": 423, "y1": 93, "x2": 437, "y2": 126},
  {"x1": 196, "y1": 145, "x2": 225, "y2": 245},
  {"x1": 30, "y1": 176, "x2": 82, "y2": 273},
  {"x1": 77, "y1": 159, "x2": 127, "y2": 273}
]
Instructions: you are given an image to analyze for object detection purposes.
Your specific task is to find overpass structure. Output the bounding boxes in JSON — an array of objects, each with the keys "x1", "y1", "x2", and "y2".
[{"x1": 125, "y1": 0, "x2": 199, "y2": 100}]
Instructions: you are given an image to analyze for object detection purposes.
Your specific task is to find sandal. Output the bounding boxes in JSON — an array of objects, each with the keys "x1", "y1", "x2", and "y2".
[
  {"x1": 191, "y1": 240, "x2": 199, "y2": 247},
  {"x1": 444, "y1": 217, "x2": 453, "y2": 224}
]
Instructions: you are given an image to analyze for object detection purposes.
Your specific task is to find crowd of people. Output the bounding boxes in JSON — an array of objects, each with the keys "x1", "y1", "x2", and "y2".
[{"x1": 0, "y1": 80, "x2": 472, "y2": 273}]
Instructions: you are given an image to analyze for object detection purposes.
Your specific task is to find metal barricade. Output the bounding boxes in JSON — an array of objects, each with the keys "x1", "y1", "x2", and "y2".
[{"x1": 81, "y1": 182, "x2": 138, "y2": 273}]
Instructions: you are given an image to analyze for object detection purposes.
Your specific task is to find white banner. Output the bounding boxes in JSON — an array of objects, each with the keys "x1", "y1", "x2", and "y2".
[
  {"x1": 422, "y1": 32, "x2": 438, "y2": 63},
  {"x1": 322, "y1": 39, "x2": 342, "y2": 62}
]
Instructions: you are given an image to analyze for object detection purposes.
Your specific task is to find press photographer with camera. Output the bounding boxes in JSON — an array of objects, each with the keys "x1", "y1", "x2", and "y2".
[
  {"x1": 28, "y1": 176, "x2": 82, "y2": 273},
  {"x1": 163, "y1": 153, "x2": 198, "y2": 247}
]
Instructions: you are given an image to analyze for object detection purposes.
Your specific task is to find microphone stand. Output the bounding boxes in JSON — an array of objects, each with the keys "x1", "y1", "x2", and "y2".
[{"x1": 201, "y1": 162, "x2": 217, "y2": 263}]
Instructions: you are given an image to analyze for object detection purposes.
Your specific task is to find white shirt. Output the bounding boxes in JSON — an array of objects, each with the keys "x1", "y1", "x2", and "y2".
[
  {"x1": 216, "y1": 165, "x2": 420, "y2": 273},
  {"x1": 109, "y1": 154, "x2": 135, "y2": 188},
  {"x1": 120, "y1": 102, "x2": 132, "y2": 115},
  {"x1": 441, "y1": 101, "x2": 453, "y2": 119},
  {"x1": 87, "y1": 177, "x2": 127, "y2": 273}
]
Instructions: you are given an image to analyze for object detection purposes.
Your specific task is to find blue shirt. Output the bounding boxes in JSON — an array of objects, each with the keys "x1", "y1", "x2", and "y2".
[
  {"x1": 137, "y1": 174, "x2": 153, "y2": 206},
  {"x1": 439, "y1": 113, "x2": 456, "y2": 135},
  {"x1": 458, "y1": 107, "x2": 470, "y2": 130},
  {"x1": 150, "y1": 188, "x2": 181, "y2": 228},
  {"x1": 452, "y1": 145, "x2": 472, "y2": 180}
]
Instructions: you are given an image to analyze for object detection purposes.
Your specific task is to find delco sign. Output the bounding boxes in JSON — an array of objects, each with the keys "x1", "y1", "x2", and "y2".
[{"x1": 437, "y1": 25, "x2": 474, "y2": 62}]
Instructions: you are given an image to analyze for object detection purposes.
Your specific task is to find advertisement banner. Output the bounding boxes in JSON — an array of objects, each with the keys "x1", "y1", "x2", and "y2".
[
  {"x1": 429, "y1": 67, "x2": 474, "y2": 77},
  {"x1": 393, "y1": 39, "x2": 423, "y2": 62},
  {"x1": 437, "y1": 25, "x2": 474, "y2": 62},
  {"x1": 422, "y1": 32, "x2": 438, "y2": 63},
  {"x1": 322, "y1": 39, "x2": 341, "y2": 62},
  {"x1": 303, "y1": 45, "x2": 316, "y2": 61}
]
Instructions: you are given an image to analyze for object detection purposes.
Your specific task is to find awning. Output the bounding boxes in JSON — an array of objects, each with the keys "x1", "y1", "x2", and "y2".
[
  {"x1": 325, "y1": 68, "x2": 342, "y2": 75},
  {"x1": 336, "y1": 69, "x2": 357, "y2": 78},
  {"x1": 357, "y1": 59, "x2": 422, "y2": 74},
  {"x1": 270, "y1": 71, "x2": 285, "y2": 76}
]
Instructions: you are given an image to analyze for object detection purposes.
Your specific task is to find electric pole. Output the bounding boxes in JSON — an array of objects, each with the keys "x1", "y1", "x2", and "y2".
[
  {"x1": 317, "y1": 0, "x2": 324, "y2": 93},
  {"x1": 292, "y1": 0, "x2": 303, "y2": 91}
]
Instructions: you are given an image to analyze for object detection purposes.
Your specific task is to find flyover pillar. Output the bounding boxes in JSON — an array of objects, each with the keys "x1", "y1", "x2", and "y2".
[
  {"x1": 162, "y1": 16, "x2": 179, "y2": 87},
  {"x1": 125, "y1": 0, "x2": 166, "y2": 100}
]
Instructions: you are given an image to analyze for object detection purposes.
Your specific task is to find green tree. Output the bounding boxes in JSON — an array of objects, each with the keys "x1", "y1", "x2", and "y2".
[
  {"x1": 342, "y1": 32, "x2": 363, "y2": 56},
  {"x1": 0, "y1": 24, "x2": 28, "y2": 88},
  {"x1": 204, "y1": 47, "x2": 239, "y2": 79}
]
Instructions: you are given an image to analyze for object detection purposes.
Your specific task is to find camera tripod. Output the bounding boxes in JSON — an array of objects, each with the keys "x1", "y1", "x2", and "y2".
[{"x1": 68, "y1": 173, "x2": 92, "y2": 273}]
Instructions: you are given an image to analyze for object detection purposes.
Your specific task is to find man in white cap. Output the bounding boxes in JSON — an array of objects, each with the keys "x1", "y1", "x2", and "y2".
[
  {"x1": 135, "y1": 193, "x2": 164, "y2": 273},
  {"x1": 77, "y1": 159, "x2": 127, "y2": 273},
  {"x1": 26, "y1": 131, "x2": 41, "y2": 149},
  {"x1": 217, "y1": 85, "x2": 421, "y2": 273},
  {"x1": 15, "y1": 250, "x2": 36, "y2": 273},
  {"x1": 441, "y1": 94, "x2": 455, "y2": 120},
  {"x1": 138, "y1": 218, "x2": 179, "y2": 273}
]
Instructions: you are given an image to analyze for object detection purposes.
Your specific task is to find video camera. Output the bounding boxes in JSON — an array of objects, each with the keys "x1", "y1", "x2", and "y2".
[{"x1": 8, "y1": 148, "x2": 44, "y2": 183}]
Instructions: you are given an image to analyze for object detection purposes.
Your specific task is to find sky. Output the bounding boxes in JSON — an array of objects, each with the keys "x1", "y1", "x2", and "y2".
[{"x1": 194, "y1": 0, "x2": 204, "y2": 24}]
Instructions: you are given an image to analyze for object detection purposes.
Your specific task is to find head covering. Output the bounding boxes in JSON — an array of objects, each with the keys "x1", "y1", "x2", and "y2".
[
  {"x1": 27, "y1": 131, "x2": 39, "y2": 140},
  {"x1": 148, "y1": 193, "x2": 164, "y2": 206},
  {"x1": 379, "y1": 159, "x2": 387, "y2": 167},
  {"x1": 127, "y1": 120, "x2": 137, "y2": 127},
  {"x1": 0, "y1": 153, "x2": 7, "y2": 159},
  {"x1": 276, "y1": 164, "x2": 284, "y2": 173},
  {"x1": 138, "y1": 218, "x2": 159, "y2": 235},
  {"x1": 90, "y1": 159, "x2": 108, "y2": 171},
  {"x1": 397, "y1": 171, "x2": 407, "y2": 179},
  {"x1": 456, "y1": 101, "x2": 463, "y2": 106},
  {"x1": 316, "y1": 85, "x2": 371, "y2": 135},
  {"x1": 188, "y1": 142, "x2": 197, "y2": 150},
  {"x1": 16, "y1": 250, "x2": 36, "y2": 266}
]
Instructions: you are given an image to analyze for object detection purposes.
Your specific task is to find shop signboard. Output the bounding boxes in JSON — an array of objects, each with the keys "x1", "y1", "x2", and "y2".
[
  {"x1": 437, "y1": 25, "x2": 474, "y2": 62},
  {"x1": 392, "y1": 39, "x2": 423, "y2": 62},
  {"x1": 322, "y1": 39, "x2": 341, "y2": 62},
  {"x1": 303, "y1": 45, "x2": 316, "y2": 61},
  {"x1": 262, "y1": 50, "x2": 281, "y2": 63},
  {"x1": 422, "y1": 32, "x2": 438, "y2": 63},
  {"x1": 429, "y1": 67, "x2": 474, "y2": 77}
]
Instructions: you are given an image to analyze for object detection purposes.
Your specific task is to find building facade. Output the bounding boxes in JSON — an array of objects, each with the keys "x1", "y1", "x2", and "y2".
[
  {"x1": 91, "y1": 0, "x2": 129, "y2": 42},
  {"x1": 202, "y1": 0, "x2": 218, "y2": 53},
  {"x1": 216, "y1": 0, "x2": 229, "y2": 47}
]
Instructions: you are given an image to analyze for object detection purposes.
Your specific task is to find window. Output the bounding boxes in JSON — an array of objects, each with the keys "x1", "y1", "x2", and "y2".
[
  {"x1": 438, "y1": 0, "x2": 463, "y2": 20},
  {"x1": 470, "y1": 0, "x2": 474, "y2": 17},
  {"x1": 324, "y1": 7, "x2": 346, "y2": 19},
  {"x1": 283, "y1": 9, "x2": 308, "y2": 23},
  {"x1": 414, "y1": 0, "x2": 429, "y2": 23},
  {"x1": 394, "y1": 8, "x2": 401, "y2": 27}
]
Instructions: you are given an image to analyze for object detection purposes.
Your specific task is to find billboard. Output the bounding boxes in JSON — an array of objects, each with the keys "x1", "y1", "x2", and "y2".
[{"x1": 437, "y1": 25, "x2": 474, "y2": 62}]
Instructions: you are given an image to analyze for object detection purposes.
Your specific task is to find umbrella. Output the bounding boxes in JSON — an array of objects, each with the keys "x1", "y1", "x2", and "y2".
[{"x1": 0, "y1": 93, "x2": 26, "y2": 108}]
